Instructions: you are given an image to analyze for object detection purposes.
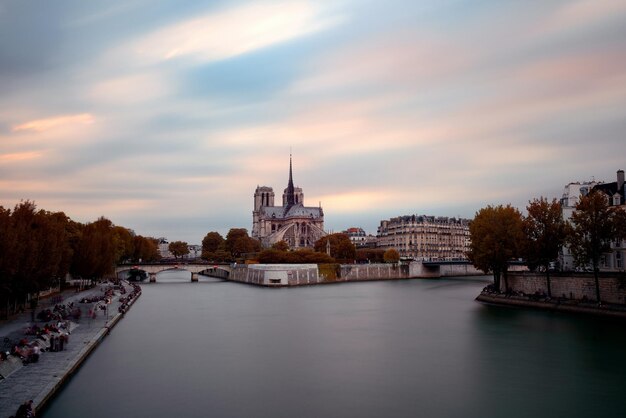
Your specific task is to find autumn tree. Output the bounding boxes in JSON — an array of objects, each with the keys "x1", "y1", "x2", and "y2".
[
  {"x1": 72, "y1": 217, "x2": 117, "y2": 281},
  {"x1": 566, "y1": 190, "x2": 624, "y2": 303},
  {"x1": 132, "y1": 236, "x2": 160, "y2": 262},
  {"x1": 314, "y1": 233, "x2": 356, "y2": 262},
  {"x1": 225, "y1": 228, "x2": 260, "y2": 258},
  {"x1": 201, "y1": 231, "x2": 225, "y2": 260},
  {"x1": 521, "y1": 197, "x2": 567, "y2": 298},
  {"x1": 113, "y1": 226, "x2": 135, "y2": 264},
  {"x1": 355, "y1": 248, "x2": 385, "y2": 263},
  {"x1": 383, "y1": 248, "x2": 400, "y2": 263},
  {"x1": 169, "y1": 241, "x2": 190, "y2": 259},
  {"x1": 271, "y1": 240, "x2": 290, "y2": 251},
  {"x1": 467, "y1": 204, "x2": 524, "y2": 293}
]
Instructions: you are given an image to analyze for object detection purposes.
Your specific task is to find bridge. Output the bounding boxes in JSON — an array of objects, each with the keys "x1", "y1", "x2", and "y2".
[{"x1": 115, "y1": 263, "x2": 232, "y2": 282}]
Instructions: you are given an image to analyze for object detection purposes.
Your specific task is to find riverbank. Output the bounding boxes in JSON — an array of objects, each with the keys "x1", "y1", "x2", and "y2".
[
  {"x1": 476, "y1": 291, "x2": 626, "y2": 319},
  {"x1": 0, "y1": 281, "x2": 141, "y2": 418}
]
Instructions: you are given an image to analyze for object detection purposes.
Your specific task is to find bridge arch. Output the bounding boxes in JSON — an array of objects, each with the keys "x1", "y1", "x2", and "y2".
[{"x1": 115, "y1": 264, "x2": 231, "y2": 282}]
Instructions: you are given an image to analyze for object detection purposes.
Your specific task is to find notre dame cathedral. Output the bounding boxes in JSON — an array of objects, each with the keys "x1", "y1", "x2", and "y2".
[{"x1": 252, "y1": 156, "x2": 326, "y2": 249}]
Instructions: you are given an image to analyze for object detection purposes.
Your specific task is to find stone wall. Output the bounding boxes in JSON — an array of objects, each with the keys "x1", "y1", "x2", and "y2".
[{"x1": 504, "y1": 272, "x2": 626, "y2": 304}]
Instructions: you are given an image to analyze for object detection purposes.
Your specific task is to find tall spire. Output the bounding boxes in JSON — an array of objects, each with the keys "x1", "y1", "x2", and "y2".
[{"x1": 286, "y1": 153, "x2": 295, "y2": 206}]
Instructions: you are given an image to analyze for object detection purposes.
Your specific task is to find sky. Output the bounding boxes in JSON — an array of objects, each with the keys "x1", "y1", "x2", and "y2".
[{"x1": 1, "y1": 0, "x2": 626, "y2": 244}]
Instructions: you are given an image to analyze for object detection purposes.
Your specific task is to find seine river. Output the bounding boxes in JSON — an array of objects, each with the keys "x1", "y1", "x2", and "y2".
[{"x1": 43, "y1": 271, "x2": 626, "y2": 418}]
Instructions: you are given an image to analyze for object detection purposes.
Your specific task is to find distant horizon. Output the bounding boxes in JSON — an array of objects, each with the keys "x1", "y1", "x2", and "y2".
[{"x1": 2, "y1": 1, "x2": 625, "y2": 244}]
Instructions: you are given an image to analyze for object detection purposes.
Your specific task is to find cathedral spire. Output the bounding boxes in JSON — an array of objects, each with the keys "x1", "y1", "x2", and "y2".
[{"x1": 286, "y1": 153, "x2": 295, "y2": 206}]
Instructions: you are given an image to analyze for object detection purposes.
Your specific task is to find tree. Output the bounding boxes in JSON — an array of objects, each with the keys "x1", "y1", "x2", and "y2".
[
  {"x1": 113, "y1": 226, "x2": 134, "y2": 264},
  {"x1": 383, "y1": 248, "x2": 400, "y2": 263},
  {"x1": 272, "y1": 240, "x2": 290, "y2": 251},
  {"x1": 356, "y1": 248, "x2": 385, "y2": 263},
  {"x1": 202, "y1": 232, "x2": 224, "y2": 255},
  {"x1": 72, "y1": 217, "x2": 117, "y2": 281},
  {"x1": 314, "y1": 234, "x2": 356, "y2": 262},
  {"x1": 225, "y1": 228, "x2": 260, "y2": 258},
  {"x1": 522, "y1": 197, "x2": 567, "y2": 298},
  {"x1": 169, "y1": 241, "x2": 189, "y2": 259},
  {"x1": 132, "y1": 236, "x2": 160, "y2": 262},
  {"x1": 566, "y1": 190, "x2": 623, "y2": 303},
  {"x1": 467, "y1": 205, "x2": 524, "y2": 293}
]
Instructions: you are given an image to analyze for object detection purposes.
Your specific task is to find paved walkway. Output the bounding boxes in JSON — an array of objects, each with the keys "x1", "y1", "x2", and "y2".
[{"x1": 0, "y1": 281, "x2": 140, "y2": 417}]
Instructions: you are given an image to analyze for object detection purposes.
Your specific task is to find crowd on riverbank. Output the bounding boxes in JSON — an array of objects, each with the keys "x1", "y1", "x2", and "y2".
[{"x1": 1, "y1": 279, "x2": 142, "y2": 418}]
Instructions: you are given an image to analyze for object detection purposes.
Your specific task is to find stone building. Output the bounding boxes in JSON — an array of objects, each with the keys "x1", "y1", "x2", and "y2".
[
  {"x1": 377, "y1": 215, "x2": 470, "y2": 261},
  {"x1": 592, "y1": 170, "x2": 625, "y2": 271},
  {"x1": 342, "y1": 227, "x2": 377, "y2": 248},
  {"x1": 252, "y1": 156, "x2": 326, "y2": 249},
  {"x1": 559, "y1": 170, "x2": 625, "y2": 271}
]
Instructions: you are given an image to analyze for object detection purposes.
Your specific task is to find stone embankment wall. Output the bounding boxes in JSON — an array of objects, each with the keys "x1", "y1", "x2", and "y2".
[
  {"x1": 228, "y1": 262, "x2": 484, "y2": 286},
  {"x1": 230, "y1": 263, "x2": 410, "y2": 286},
  {"x1": 503, "y1": 272, "x2": 626, "y2": 304}
]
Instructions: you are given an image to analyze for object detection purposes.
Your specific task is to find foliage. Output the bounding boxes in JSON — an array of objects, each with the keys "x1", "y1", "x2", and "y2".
[
  {"x1": 168, "y1": 241, "x2": 190, "y2": 259},
  {"x1": 113, "y1": 226, "x2": 134, "y2": 264},
  {"x1": 132, "y1": 236, "x2": 160, "y2": 262},
  {"x1": 71, "y1": 217, "x2": 117, "y2": 281},
  {"x1": 467, "y1": 204, "x2": 524, "y2": 292},
  {"x1": 355, "y1": 248, "x2": 385, "y2": 263},
  {"x1": 313, "y1": 233, "x2": 356, "y2": 262},
  {"x1": 521, "y1": 198, "x2": 566, "y2": 298},
  {"x1": 202, "y1": 231, "x2": 224, "y2": 254},
  {"x1": 271, "y1": 240, "x2": 290, "y2": 251},
  {"x1": 383, "y1": 248, "x2": 400, "y2": 263},
  {"x1": 225, "y1": 228, "x2": 261, "y2": 258},
  {"x1": 566, "y1": 190, "x2": 624, "y2": 302}
]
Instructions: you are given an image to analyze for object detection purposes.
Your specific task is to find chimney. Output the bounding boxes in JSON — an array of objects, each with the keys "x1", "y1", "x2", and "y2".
[{"x1": 618, "y1": 169, "x2": 625, "y2": 192}]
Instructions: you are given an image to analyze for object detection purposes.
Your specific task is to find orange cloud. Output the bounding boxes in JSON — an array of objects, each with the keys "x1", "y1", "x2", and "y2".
[
  {"x1": 12, "y1": 113, "x2": 94, "y2": 133},
  {"x1": 0, "y1": 151, "x2": 42, "y2": 162}
]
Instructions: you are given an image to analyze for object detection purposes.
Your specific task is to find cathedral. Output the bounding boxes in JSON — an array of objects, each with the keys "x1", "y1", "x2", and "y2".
[{"x1": 252, "y1": 156, "x2": 326, "y2": 249}]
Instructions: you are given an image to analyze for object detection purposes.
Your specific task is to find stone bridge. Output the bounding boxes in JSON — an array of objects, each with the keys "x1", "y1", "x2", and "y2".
[{"x1": 115, "y1": 263, "x2": 232, "y2": 282}]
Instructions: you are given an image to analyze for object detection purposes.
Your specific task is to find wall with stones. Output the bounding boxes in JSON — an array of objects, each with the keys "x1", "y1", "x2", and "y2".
[{"x1": 504, "y1": 272, "x2": 626, "y2": 304}]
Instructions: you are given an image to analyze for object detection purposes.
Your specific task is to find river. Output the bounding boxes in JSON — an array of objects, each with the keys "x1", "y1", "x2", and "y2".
[{"x1": 42, "y1": 271, "x2": 626, "y2": 418}]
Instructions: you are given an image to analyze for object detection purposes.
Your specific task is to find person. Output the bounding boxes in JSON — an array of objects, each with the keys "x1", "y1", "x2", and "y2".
[
  {"x1": 25, "y1": 400, "x2": 35, "y2": 417},
  {"x1": 49, "y1": 335, "x2": 56, "y2": 352}
]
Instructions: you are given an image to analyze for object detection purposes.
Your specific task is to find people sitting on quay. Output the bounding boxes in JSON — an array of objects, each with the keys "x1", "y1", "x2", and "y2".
[{"x1": 14, "y1": 399, "x2": 35, "y2": 418}]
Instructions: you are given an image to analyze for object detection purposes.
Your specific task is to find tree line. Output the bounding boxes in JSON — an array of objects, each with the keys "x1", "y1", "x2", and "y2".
[
  {"x1": 468, "y1": 191, "x2": 626, "y2": 302},
  {"x1": 0, "y1": 201, "x2": 160, "y2": 316}
]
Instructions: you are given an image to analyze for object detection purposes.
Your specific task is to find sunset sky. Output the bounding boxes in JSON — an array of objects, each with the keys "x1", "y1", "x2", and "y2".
[{"x1": 1, "y1": 0, "x2": 625, "y2": 244}]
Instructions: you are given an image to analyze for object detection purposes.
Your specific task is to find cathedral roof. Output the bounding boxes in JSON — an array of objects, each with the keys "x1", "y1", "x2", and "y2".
[{"x1": 260, "y1": 203, "x2": 322, "y2": 220}]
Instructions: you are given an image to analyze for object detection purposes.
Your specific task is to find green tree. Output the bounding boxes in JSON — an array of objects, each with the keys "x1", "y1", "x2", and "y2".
[
  {"x1": 467, "y1": 204, "x2": 524, "y2": 293},
  {"x1": 383, "y1": 248, "x2": 400, "y2": 263},
  {"x1": 522, "y1": 197, "x2": 567, "y2": 298},
  {"x1": 566, "y1": 191, "x2": 624, "y2": 303},
  {"x1": 169, "y1": 241, "x2": 190, "y2": 259},
  {"x1": 314, "y1": 233, "x2": 356, "y2": 262}
]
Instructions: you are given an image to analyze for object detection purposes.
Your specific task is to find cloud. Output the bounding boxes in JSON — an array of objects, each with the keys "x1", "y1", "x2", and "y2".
[
  {"x1": 90, "y1": 72, "x2": 170, "y2": 105},
  {"x1": 12, "y1": 113, "x2": 95, "y2": 133},
  {"x1": 118, "y1": 1, "x2": 343, "y2": 65},
  {"x1": 0, "y1": 151, "x2": 42, "y2": 162}
]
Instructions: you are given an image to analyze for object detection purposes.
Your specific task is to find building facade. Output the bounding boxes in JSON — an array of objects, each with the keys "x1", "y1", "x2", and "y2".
[
  {"x1": 252, "y1": 156, "x2": 326, "y2": 249},
  {"x1": 559, "y1": 170, "x2": 625, "y2": 271},
  {"x1": 377, "y1": 215, "x2": 470, "y2": 261},
  {"x1": 593, "y1": 170, "x2": 625, "y2": 271},
  {"x1": 342, "y1": 227, "x2": 377, "y2": 248}
]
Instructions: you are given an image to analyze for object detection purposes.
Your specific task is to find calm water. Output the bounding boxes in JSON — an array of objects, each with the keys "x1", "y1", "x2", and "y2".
[{"x1": 43, "y1": 271, "x2": 626, "y2": 418}]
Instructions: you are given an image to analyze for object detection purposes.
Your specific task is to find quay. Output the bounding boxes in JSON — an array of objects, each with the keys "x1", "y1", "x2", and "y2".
[{"x1": 0, "y1": 281, "x2": 141, "y2": 417}]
